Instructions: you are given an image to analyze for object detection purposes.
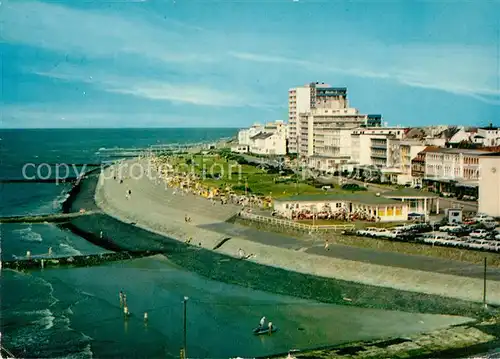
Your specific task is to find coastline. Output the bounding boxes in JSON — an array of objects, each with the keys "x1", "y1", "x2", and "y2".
[
  {"x1": 93, "y1": 158, "x2": 500, "y2": 307},
  {"x1": 55, "y1": 154, "x2": 500, "y2": 358}
]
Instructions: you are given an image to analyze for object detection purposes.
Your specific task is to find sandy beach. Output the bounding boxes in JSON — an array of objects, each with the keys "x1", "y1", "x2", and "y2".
[{"x1": 95, "y1": 158, "x2": 500, "y2": 306}]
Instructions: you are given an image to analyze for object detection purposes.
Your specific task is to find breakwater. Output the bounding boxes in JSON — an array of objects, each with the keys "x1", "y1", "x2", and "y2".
[
  {"x1": 0, "y1": 178, "x2": 79, "y2": 184},
  {"x1": 0, "y1": 211, "x2": 98, "y2": 224},
  {"x1": 2, "y1": 251, "x2": 160, "y2": 270}
]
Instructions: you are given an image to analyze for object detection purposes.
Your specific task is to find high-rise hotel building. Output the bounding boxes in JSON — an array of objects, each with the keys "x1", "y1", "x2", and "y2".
[{"x1": 288, "y1": 82, "x2": 348, "y2": 154}]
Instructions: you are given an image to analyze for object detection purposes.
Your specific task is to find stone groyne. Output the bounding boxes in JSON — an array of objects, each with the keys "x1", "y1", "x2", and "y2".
[{"x1": 2, "y1": 251, "x2": 160, "y2": 271}]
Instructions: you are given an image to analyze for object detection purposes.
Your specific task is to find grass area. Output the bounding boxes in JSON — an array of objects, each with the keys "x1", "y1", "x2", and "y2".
[
  {"x1": 169, "y1": 154, "x2": 330, "y2": 197},
  {"x1": 233, "y1": 217, "x2": 500, "y2": 268}
]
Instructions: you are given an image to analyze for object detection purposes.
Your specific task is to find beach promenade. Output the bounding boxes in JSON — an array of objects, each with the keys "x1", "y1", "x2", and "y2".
[{"x1": 95, "y1": 159, "x2": 500, "y2": 306}]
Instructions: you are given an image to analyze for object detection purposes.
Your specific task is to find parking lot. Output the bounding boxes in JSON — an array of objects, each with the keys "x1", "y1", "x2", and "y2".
[{"x1": 352, "y1": 213, "x2": 500, "y2": 253}]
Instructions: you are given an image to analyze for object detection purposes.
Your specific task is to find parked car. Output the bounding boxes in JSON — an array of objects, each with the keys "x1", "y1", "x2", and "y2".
[
  {"x1": 472, "y1": 213, "x2": 494, "y2": 223},
  {"x1": 470, "y1": 229, "x2": 489, "y2": 238},
  {"x1": 374, "y1": 228, "x2": 393, "y2": 238},
  {"x1": 495, "y1": 233, "x2": 500, "y2": 240},
  {"x1": 438, "y1": 224, "x2": 464, "y2": 233},
  {"x1": 482, "y1": 219, "x2": 498, "y2": 229},
  {"x1": 408, "y1": 213, "x2": 425, "y2": 221},
  {"x1": 357, "y1": 227, "x2": 380, "y2": 237}
]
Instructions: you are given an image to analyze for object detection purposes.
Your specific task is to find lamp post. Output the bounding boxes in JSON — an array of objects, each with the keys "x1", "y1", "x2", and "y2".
[
  {"x1": 183, "y1": 296, "x2": 188, "y2": 358},
  {"x1": 483, "y1": 258, "x2": 487, "y2": 309}
]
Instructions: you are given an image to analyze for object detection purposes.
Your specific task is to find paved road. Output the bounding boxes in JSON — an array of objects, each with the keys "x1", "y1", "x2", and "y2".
[{"x1": 201, "y1": 222, "x2": 500, "y2": 282}]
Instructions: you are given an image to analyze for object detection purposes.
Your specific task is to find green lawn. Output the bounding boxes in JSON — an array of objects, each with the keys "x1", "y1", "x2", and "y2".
[{"x1": 171, "y1": 155, "x2": 329, "y2": 197}]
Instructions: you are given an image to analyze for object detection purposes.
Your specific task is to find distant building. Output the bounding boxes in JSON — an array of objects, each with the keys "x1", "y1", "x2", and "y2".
[
  {"x1": 231, "y1": 144, "x2": 249, "y2": 154},
  {"x1": 411, "y1": 146, "x2": 439, "y2": 187},
  {"x1": 477, "y1": 124, "x2": 500, "y2": 147},
  {"x1": 478, "y1": 152, "x2": 500, "y2": 217},
  {"x1": 288, "y1": 82, "x2": 349, "y2": 154},
  {"x1": 249, "y1": 132, "x2": 286, "y2": 155},
  {"x1": 350, "y1": 127, "x2": 407, "y2": 168},
  {"x1": 238, "y1": 123, "x2": 263, "y2": 146},
  {"x1": 424, "y1": 148, "x2": 487, "y2": 184},
  {"x1": 235, "y1": 120, "x2": 287, "y2": 156}
]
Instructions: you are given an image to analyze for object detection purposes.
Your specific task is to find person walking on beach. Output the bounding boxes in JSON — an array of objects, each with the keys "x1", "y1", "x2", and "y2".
[{"x1": 324, "y1": 239, "x2": 330, "y2": 251}]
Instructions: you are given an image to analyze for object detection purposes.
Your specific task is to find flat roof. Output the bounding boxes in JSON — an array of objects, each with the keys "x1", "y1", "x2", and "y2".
[
  {"x1": 250, "y1": 132, "x2": 273, "y2": 140},
  {"x1": 309, "y1": 154, "x2": 350, "y2": 159},
  {"x1": 275, "y1": 193, "x2": 402, "y2": 205},
  {"x1": 382, "y1": 188, "x2": 438, "y2": 198},
  {"x1": 423, "y1": 148, "x2": 489, "y2": 155}
]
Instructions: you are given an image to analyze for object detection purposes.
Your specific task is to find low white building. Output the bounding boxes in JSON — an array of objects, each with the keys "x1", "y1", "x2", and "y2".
[
  {"x1": 230, "y1": 144, "x2": 249, "y2": 154},
  {"x1": 424, "y1": 148, "x2": 488, "y2": 184},
  {"x1": 249, "y1": 132, "x2": 286, "y2": 155},
  {"x1": 307, "y1": 154, "x2": 350, "y2": 173},
  {"x1": 477, "y1": 125, "x2": 500, "y2": 147},
  {"x1": 238, "y1": 123, "x2": 263, "y2": 146},
  {"x1": 273, "y1": 193, "x2": 408, "y2": 222},
  {"x1": 478, "y1": 153, "x2": 500, "y2": 217}
]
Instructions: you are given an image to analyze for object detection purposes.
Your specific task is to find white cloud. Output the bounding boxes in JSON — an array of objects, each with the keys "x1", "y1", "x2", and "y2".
[
  {"x1": 32, "y1": 66, "x2": 272, "y2": 108},
  {"x1": 1, "y1": 1, "x2": 211, "y2": 64},
  {"x1": 230, "y1": 44, "x2": 500, "y2": 105}
]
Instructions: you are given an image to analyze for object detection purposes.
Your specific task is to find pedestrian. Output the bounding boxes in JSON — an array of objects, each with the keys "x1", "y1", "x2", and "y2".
[{"x1": 324, "y1": 239, "x2": 329, "y2": 251}]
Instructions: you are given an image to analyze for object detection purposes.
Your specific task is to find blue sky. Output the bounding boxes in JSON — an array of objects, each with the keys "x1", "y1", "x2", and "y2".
[{"x1": 1, "y1": 0, "x2": 499, "y2": 128}]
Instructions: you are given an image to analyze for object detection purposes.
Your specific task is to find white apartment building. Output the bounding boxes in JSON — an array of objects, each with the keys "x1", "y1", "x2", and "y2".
[
  {"x1": 298, "y1": 109, "x2": 383, "y2": 173},
  {"x1": 424, "y1": 148, "x2": 488, "y2": 184},
  {"x1": 298, "y1": 107, "x2": 369, "y2": 157},
  {"x1": 288, "y1": 83, "x2": 350, "y2": 154},
  {"x1": 478, "y1": 153, "x2": 500, "y2": 217},
  {"x1": 477, "y1": 125, "x2": 500, "y2": 147},
  {"x1": 396, "y1": 140, "x2": 427, "y2": 185},
  {"x1": 350, "y1": 127, "x2": 407, "y2": 168},
  {"x1": 249, "y1": 132, "x2": 286, "y2": 155},
  {"x1": 235, "y1": 120, "x2": 287, "y2": 156},
  {"x1": 262, "y1": 120, "x2": 287, "y2": 138},
  {"x1": 238, "y1": 123, "x2": 264, "y2": 146}
]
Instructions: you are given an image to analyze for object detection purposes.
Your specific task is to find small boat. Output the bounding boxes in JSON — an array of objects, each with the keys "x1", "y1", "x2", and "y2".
[{"x1": 253, "y1": 326, "x2": 278, "y2": 335}]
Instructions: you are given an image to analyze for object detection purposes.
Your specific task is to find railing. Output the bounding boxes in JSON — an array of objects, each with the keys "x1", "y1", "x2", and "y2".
[{"x1": 239, "y1": 212, "x2": 355, "y2": 232}]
